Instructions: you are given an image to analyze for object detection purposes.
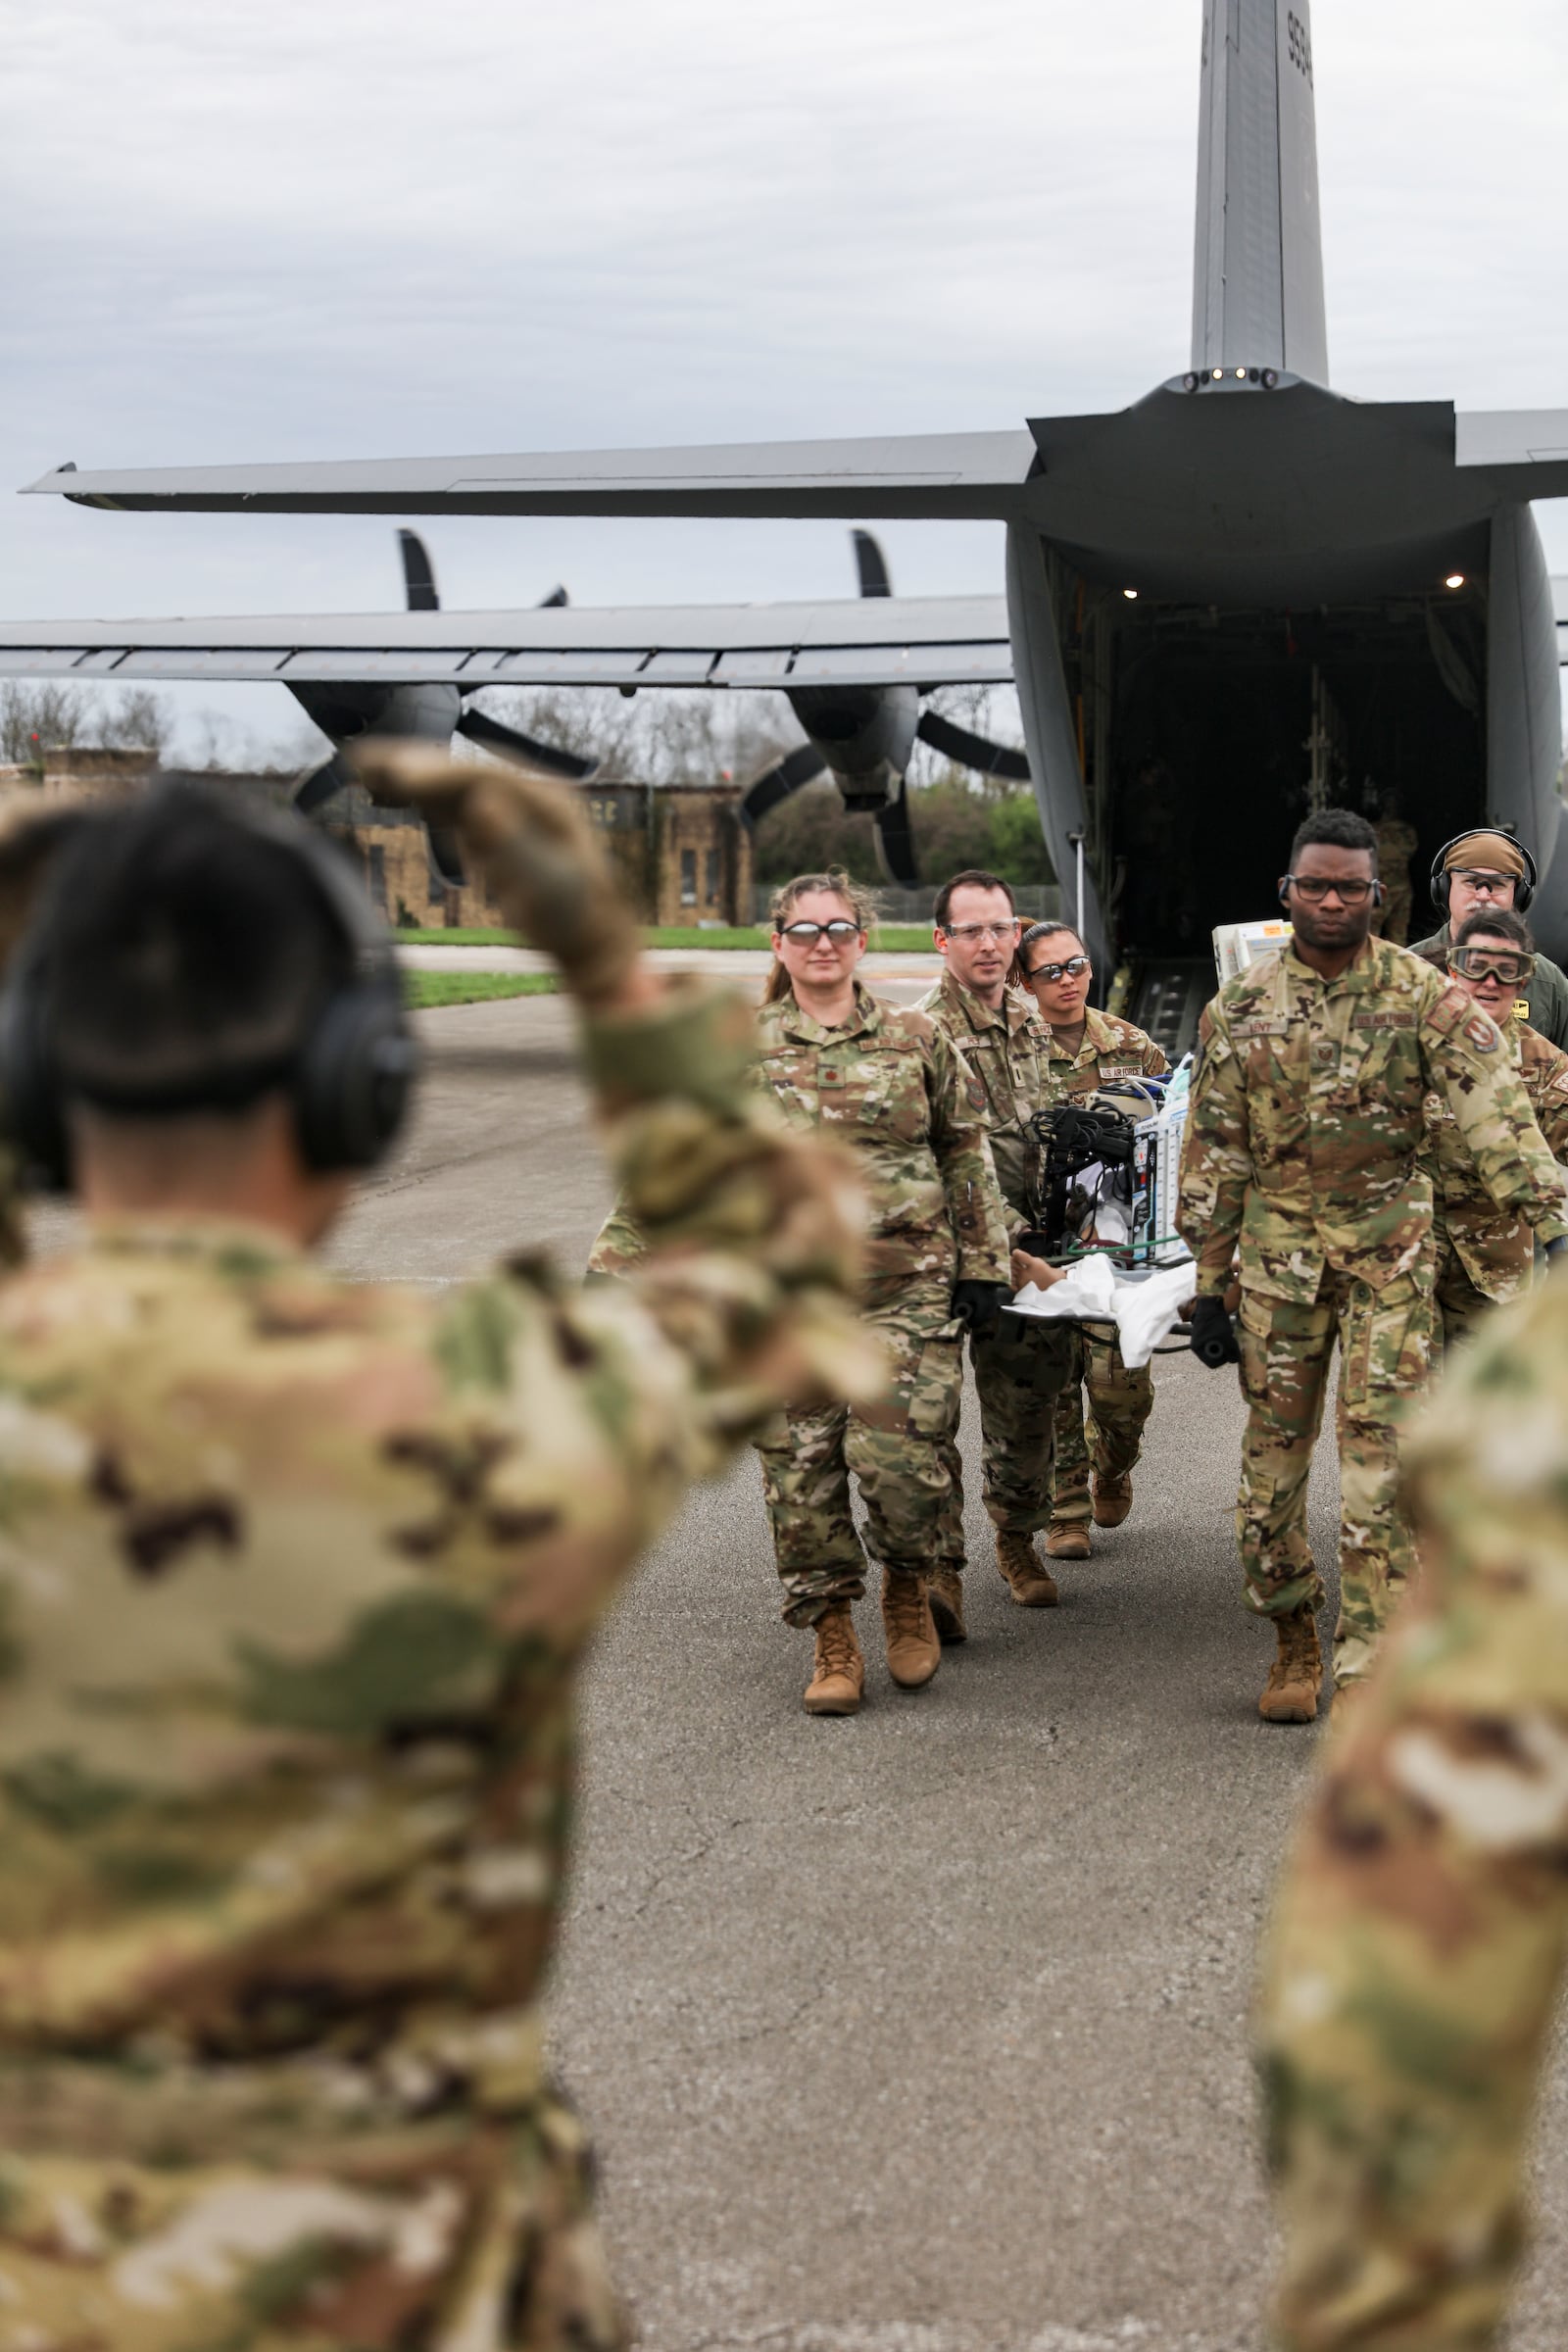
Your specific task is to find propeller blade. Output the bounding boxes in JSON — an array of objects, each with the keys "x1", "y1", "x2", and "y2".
[
  {"x1": 292, "y1": 749, "x2": 356, "y2": 814},
  {"x1": 398, "y1": 529, "x2": 439, "y2": 612},
  {"x1": 536, "y1": 585, "x2": 568, "y2": 609},
  {"x1": 455, "y1": 703, "x2": 599, "y2": 779},
  {"x1": 915, "y1": 709, "x2": 1030, "y2": 782},
  {"x1": 426, "y1": 824, "x2": 466, "y2": 890},
  {"x1": 873, "y1": 777, "x2": 919, "y2": 887},
  {"x1": 852, "y1": 528, "x2": 892, "y2": 600},
  {"x1": 739, "y1": 742, "x2": 829, "y2": 830}
]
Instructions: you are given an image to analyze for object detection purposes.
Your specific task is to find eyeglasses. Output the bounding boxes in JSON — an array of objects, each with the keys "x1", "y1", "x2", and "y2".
[
  {"x1": 1283, "y1": 874, "x2": 1377, "y2": 904},
  {"x1": 943, "y1": 922, "x2": 1018, "y2": 943},
  {"x1": 1025, "y1": 956, "x2": 1093, "y2": 985},
  {"x1": 1450, "y1": 947, "x2": 1535, "y2": 986},
  {"x1": 778, "y1": 919, "x2": 862, "y2": 946},
  {"x1": 1449, "y1": 870, "x2": 1515, "y2": 896}
]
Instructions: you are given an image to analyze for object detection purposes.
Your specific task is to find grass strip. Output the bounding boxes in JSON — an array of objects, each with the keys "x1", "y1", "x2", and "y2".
[{"x1": 405, "y1": 972, "x2": 560, "y2": 1010}]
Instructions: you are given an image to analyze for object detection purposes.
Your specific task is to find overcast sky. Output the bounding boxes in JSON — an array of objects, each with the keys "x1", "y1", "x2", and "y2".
[{"x1": 4, "y1": 0, "x2": 1565, "y2": 760}]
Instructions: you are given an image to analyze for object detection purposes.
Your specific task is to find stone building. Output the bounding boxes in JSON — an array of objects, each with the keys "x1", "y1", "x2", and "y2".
[{"x1": 333, "y1": 775, "x2": 754, "y2": 930}]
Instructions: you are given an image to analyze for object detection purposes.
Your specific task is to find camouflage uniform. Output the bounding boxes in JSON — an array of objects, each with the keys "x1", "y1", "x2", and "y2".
[
  {"x1": 1259, "y1": 1271, "x2": 1568, "y2": 2349},
  {"x1": 1179, "y1": 935, "x2": 1568, "y2": 1682},
  {"x1": 752, "y1": 982, "x2": 1010, "y2": 1623},
  {"x1": 0, "y1": 981, "x2": 878, "y2": 2352},
  {"x1": 1038, "y1": 1006, "x2": 1170, "y2": 1531},
  {"x1": 1427, "y1": 1009, "x2": 1568, "y2": 1348},
  {"x1": 912, "y1": 971, "x2": 1075, "y2": 1546},
  {"x1": 1411, "y1": 921, "x2": 1568, "y2": 1052},
  {"x1": 1368, "y1": 815, "x2": 1419, "y2": 946}
]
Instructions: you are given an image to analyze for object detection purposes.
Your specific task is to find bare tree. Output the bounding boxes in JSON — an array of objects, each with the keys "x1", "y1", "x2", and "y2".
[
  {"x1": 0, "y1": 681, "x2": 84, "y2": 764},
  {"x1": 86, "y1": 687, "x2": 174, "y2": 760}
]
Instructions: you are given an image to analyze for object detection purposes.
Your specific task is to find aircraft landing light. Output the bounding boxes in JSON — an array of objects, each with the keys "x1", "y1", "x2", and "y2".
[
  {"x1": 1446, "y1": 572, "x2": 1466, "y2": 589},
  {"x1": 1123, "y1": 588, "x2": 1139, "y2": 600}
]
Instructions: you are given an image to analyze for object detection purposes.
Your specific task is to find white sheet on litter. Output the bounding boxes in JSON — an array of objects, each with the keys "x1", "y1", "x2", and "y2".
[{"x1": 1005, "y1": 1252, "x2": 1198, "y2": 1369}]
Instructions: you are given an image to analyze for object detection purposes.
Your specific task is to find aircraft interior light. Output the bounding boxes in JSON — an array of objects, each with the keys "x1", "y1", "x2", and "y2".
[
  {"x1": 1123, "y1": 588, "x2": 1139, "y2": 600},
  {"x1": 1211, "y1": 368, "x2": 1223, "y2": 380},
  {"x1": 1235, "y1": 368, "x2": 1247, "y2": 379},
  {"x1": 1261, "y1": 368, "x2": 1279, "y2": 388},
  {"x1": 1183, "y1": 372, "x2": 1200, "y2": 392},
  {"x1": 1445, "y1": 572, "x2": 1466, "y2": 590}
]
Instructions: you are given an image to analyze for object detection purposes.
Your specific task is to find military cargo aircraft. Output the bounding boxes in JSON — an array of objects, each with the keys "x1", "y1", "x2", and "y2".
[{"x1": 7, "y1": 0, "x2": 1568, "y2": 1036}]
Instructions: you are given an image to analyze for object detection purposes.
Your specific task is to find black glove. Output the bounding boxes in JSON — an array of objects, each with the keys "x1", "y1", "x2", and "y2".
[
  {"x1": 1190, "y1": 1294, "x2": 1241, "y2": 1369},
  {"x1": 1545, "y1": 1236, "x2": 1568, "y2": 1262},
  {"x1": 950, "y1": 1280, "x2": 1012, "y2": 1342}
]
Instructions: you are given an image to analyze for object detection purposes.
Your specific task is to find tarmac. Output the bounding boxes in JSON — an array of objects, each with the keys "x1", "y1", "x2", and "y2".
[{"x1": 45, "y1": 986, "x2": 1568, "y2": 2351}]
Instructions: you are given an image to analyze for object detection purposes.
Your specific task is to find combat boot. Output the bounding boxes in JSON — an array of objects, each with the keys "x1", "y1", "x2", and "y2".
[
  {"x1": 1091, "y1": 1473, "x2": 1133, "y2": 1528},
  {"x1": 928, "y1": 1563, "x2": 967, "y2": 1644},
  {"x1": 881, "y1": 1569, "x2": 941, "y2": 1690},
  {"x1": 1044, "y1": 1520, "x2": 1091, "y2": 1562},
  {"x1": 996, "y1": 1531, "x2": 1059, "y2": 1607},
  {"x1": 1259, "y1": 1606, "x2": 1322, "y2": 1725},
  {"x1": 804, "y1": 1603, "x2": 864, "y2": 1716}
]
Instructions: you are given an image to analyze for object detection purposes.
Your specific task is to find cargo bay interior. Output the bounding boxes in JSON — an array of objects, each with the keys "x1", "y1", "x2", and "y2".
[{"x1": 1070, "y1": 583, "x2": 1490, "y2": 1054}]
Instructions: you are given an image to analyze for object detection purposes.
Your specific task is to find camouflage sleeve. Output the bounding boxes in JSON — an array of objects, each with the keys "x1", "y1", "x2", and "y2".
[
  {"x1": 1142, "y1": 1035, "x2": 1172, "y2": 1079},
  {"x1": 1258, "y1": 1279, "x2": 1568, "y2": 2349},
  {"x1": 924, "y1": 1021, "x2": 1012, "y2": 1284},
  {"x1": 1177, "y1": 1002, "x2": 1250, "y2": 1296},
  {"x1": 583, "y1": 1188, "x2": 647, "y2": 1278},
  {"x1": 1423, "y1": 985, "x2": 1568, "y2": 1243},
  {"x1": 1532, "y1": 1050, "x2": 1568, "y2": 1164},
  {"x1": 1530, "y1": 954, "x2": 1568, "y2": 1054}
]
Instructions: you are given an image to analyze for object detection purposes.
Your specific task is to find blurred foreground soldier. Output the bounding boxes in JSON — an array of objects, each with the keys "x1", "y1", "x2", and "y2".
[
  {"x1": 1013, "y1": 918, "x2": 1169, "y2": 1561},
  {"x1": 1410, "y1": 828, "x2": 1568, "y2": 1049},
  {"x1": 915, "y1": 871, "x2": 1075, "y2": 1621},
  {"x1": 0, "y1": 760, "x2": 875, "y2": 2350},
  {"x1": 1180, "y1": 808, "x2": 1568, "y2": 1724},
  {"x1": 1428, "y1": 906, "x2": 1568, "y2": 1349},
  {"x1": 1259, "y1": 1275, "x2": 1568, "y2": 2348}
]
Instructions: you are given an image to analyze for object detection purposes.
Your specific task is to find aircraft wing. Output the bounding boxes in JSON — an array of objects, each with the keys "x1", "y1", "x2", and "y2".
[
  {"x1": 23, "y1": 431, "x2": 1039, "y2": 521},
  {"x1": 1456, "y1": 411, "x2": 1568, "y2": 501},
  {"x1": 0, "y1": 592, "x2": 1015, "y2": 690}
]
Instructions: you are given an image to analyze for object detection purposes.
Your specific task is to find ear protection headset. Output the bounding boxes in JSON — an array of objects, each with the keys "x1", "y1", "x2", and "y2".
[
  {"x1": 1428, "y1": 831, "x2": 1537, "y2": 916},
  {"x1": 1277, "y1": 874, "x2": 1385, "y2": 910},
  {"x1": 0, "y1": 802, "x2": 418, "y2": 1193}
]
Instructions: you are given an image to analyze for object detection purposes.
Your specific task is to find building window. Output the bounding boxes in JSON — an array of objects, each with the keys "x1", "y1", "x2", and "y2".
[
  {"x1": 705, "y1": 849, "x2": 720, "y2": 906},
  {"x1": 680, "y1": 848, "x2": 698, "y2": 905}
]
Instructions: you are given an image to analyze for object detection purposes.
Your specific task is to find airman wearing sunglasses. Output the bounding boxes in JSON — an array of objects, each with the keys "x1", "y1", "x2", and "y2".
[
  {"x1": 1180, "y1": 808, "x2": 1568, "y2": 1725},
  {"x1": 1409, "y1": 829, "x2": 1568, "y2": 1051},
  {"x1": 1008, "y1": 920, "x2": 1170, "y2": 1562},
  {"x1": 1425, "y1": 906, "x2": 1568, "y2": 1348},
  {"x1": 916, "y1": 871, "x2": 1076, "y2": 1623}
]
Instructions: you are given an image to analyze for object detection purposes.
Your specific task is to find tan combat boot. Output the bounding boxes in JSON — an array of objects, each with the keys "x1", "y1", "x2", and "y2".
[
  {"x1": 996, "y1": 1531, "x2": 1060, "y2": 1607},
  {"x1": 1091, "y1": 1473, "x2": 1133, "y2": 1528},
  {"x1": 881, "y1": 1569, "x2": 942, "y2": 1690},
  {"x1": 1044, "y1": 1520, "x2": 1091, "y2": 1562},
  {"x1": 1259, "y1": 1607, "x2": 1323, "y2": 1725},
  {"x1": 804, "y1": 1602, "x2": 864, "y2": 1716},
  {"x1": 928, "y1": 1563, "x2": 967, "y2": 1644}
]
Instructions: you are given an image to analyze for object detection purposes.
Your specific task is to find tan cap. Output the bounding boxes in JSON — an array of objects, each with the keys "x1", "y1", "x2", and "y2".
[{"x1": 1445, "y1": 831, "x2": 1527, "y2": 880}]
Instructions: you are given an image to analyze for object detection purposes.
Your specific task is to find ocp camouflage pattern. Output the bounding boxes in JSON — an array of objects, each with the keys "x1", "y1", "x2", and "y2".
[
  {"x1": 1425, "y1": 1011, "x2": 1568, "y2": 1317},
  {"x1": 1179, "y1": 933, "x2": 1568, "y2": 1301},
  {"x1": 0, "y1": 978, "x2": 880, "y2": 2350},
  {"x1": 1259, "y1": 1268, "x2": 1568, "y2": 2348}
]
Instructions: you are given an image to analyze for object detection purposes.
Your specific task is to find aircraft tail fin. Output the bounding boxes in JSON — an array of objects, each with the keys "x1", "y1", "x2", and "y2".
[{"x1": 1191, "y1": 0, "x2": 1329, "y2": 385}]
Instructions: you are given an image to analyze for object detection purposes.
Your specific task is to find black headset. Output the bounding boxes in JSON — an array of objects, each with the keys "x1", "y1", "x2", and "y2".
[
  {"x1": 1428, "y1": 830, "x2": 1537, "y2": 916},
  {"x1": 0, "y1": 802, "x2": 417, "y2": 1193}
]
